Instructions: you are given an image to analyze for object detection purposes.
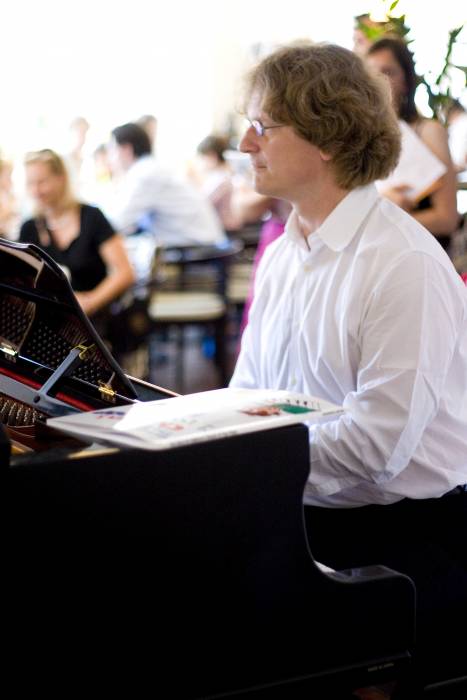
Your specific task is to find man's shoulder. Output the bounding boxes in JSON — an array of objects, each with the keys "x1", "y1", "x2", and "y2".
[
  {"x1": 129, "y1": 155, "x2": 165, "y2": 179},
  {"x1": 123, "y1": 156, "x2": 171, "y2": 196},
  {"x1": 253, "y1": 229, "x2": 294, "y2": 284},
  {"x1": 367, "y1": 194, "x2": 432, "y2": 246},
  {"x1": 261, "y1": 226, "x2": 290, "y2": 258},
  {"x1": 364, "y1": 196, "x2": 461, "y2": 280}
]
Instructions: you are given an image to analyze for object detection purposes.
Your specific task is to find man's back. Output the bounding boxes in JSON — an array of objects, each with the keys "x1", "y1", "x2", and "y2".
[{"x1": 108, "y1": 154, "x2": 225, "y2": 246}]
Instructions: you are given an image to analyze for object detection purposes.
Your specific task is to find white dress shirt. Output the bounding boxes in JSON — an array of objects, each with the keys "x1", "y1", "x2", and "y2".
[
  {"x1": 230, "y1": 184, "x2": 467, "y2": 507},
  {"x1": 106, "y1": 155, "x2": 225, "y2": 246}
]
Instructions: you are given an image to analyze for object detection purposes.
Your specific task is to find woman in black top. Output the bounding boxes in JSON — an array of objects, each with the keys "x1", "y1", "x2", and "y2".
[{"x1": 20, "y1": 149, "x2": 134, "y2": 317}]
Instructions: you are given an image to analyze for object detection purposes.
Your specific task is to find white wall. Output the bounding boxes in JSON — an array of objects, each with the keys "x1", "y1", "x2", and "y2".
[{"x1": 0, "y1": 0, "x2": 465, "y2": 169}]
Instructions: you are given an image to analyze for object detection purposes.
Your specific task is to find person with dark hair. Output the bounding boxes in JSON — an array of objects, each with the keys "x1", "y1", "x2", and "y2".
[
  {"x1": 367, "y1": 37, "x2": 459, "y2": 248},
  {"x1": 106, "y1": 122, "x2": 224, "y2": 248},
  {"x1": 197, "y1": 134, "x2": 229, "y2": 162},
  {"x1": 230, "y1": 43, "x2": 467, "y2": 694},
  {"x1": 112, "y1": 122, "x2": 152, "y2": 158}
]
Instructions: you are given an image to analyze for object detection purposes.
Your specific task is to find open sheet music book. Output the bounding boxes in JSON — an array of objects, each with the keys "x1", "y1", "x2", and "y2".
[
  {"x1": 376, "y1": 119, "x2": 447, "y2": 203},
  {"x1": 47, "y1": 388, "x2": 343, "y2": 451}
]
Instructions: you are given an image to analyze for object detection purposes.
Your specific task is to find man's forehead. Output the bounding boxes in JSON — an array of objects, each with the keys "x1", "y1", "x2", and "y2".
[{"x1": 246, "y1": 91, "x2": 268, "y2": 118}]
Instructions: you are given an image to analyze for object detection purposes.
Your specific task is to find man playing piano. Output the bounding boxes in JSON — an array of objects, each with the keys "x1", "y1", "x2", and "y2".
[{"x1": 231, "y1": 43, "x2": 467, "y2": 696}]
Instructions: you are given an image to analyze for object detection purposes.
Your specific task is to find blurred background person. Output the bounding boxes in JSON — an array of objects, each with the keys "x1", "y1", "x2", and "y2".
[
  {"x1": 80, "y1": 142, "x2": 115, "y2": 211},
  {"x1": 234, "y1": 190, "x2": 290, "y2": 339},
  {"x1": 65, "y1": 116, "x2": 91, "y2": 197},
  {"x1": 106, "y1": 122, "x2": 225, "y2": 247},
  {"x1": 352, "y1": 13, "x2": 384, "y2": 56},
  {"x1": 0, "y1": 157, "x2": 20, "y2": 239},
  {"x1": 444, "y1": 98, "x2": 467, "y2": 174},
  {"x1": 352, "y1": 11, "x2": 406, "y2": 58},
  {"x1": 192, "y1": 134, "x2": 241, "y2": 232},
  {"x1": 19, "y1": 149, "x2": 134, "y2": 323},
  {"x1": 136, "y1": 114, "x2": 158, "y2": 153},
  {"x1": 367, "y1": 37, "x2": 459, "y2": 250}
]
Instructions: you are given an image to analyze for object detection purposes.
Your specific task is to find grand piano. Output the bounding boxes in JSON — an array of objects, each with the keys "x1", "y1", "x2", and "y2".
[{"x1": 2, "y1": 239, "x2": 415, "y2": 698}]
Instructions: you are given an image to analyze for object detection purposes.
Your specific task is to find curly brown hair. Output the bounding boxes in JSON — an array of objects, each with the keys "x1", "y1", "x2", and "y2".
[{"x1": 244, "y1": 43, "x2": 401, "y2": 189}]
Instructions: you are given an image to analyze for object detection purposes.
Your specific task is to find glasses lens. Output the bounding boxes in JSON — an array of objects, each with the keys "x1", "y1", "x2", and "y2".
[
  {"x1": 246, "y1": 119, "x2": 263, "y2": 136},
  {"x1": 251, "y1": 119, "x2": 264, "y2": 136}
]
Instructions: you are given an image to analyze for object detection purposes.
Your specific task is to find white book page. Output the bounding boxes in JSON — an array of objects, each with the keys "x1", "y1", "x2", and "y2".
[
  {"x1": 376, "y1": 120, "x2": 447, "y2": 202},
  {"x1": 47, "y1": 388, "x2": 343, "y2": 451}
]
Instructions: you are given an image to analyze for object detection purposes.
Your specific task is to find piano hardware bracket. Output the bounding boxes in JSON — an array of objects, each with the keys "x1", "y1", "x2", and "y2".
[
  {"x1": 97, "y1": 376, "x2": 117, "y2": 402},
  {"x1": 0, "y1": 341, "x2": 19, "y2": 359},
  {"x1": 31, "y1": 343, "x2": 96, "y2": 414}
]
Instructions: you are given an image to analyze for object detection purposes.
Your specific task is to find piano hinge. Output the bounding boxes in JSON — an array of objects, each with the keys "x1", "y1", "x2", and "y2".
[
  {"x1": 98, "y1": 380, "x2": 117, "y2": 403},
  {"x1": 74, "y1": 343, "x2": 95, "y2": 360},
  {"x1": 0, "y1": 341, "x2": 18, "y2": 359}
]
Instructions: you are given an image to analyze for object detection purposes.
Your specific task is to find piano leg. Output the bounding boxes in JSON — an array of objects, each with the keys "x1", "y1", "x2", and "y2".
[{"x1": 304, "y1": 493, "x2": 467, "y2": 692}]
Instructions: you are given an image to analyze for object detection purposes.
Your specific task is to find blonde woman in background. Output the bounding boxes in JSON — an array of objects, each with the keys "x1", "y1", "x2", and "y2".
[{"x1": 19, "y1": 149, "x2": 134, "y2": 318}]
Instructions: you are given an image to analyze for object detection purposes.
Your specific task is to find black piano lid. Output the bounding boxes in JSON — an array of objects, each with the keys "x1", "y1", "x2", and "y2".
[{"x1": 0, "y1": 237, "x2": 138, "y2": 414}]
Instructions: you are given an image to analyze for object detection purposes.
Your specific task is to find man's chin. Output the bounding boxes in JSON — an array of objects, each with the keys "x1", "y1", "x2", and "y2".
[{"x1": 253, "y1": 175, "x2": 274, "y2": 197}]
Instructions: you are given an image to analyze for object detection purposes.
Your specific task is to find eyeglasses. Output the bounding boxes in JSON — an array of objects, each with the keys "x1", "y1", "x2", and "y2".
[{"x1": 246, "y1": 118, "x2": 284, "y2": 137}]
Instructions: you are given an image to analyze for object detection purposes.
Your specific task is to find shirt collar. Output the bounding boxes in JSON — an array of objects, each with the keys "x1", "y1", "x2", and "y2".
[{"x1": 285, "y1": 184, "x2": 379, "y2": 252}]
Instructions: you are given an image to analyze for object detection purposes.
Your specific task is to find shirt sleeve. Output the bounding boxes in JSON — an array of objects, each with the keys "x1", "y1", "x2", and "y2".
[
  {"x1": 84, "y1": 206, "x2": 116, "y2": 247},
  {"x1": 229, "y1": 324, "x2": 260, "y2": 389},
  {"x1": 18, "y1": 219, "x2": 39, "y2": 243},
  {"x1": 307, "y1": 252, "x2": 466, "y2": 497}
]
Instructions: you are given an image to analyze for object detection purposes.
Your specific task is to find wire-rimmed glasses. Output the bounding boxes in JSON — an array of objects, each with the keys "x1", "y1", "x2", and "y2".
[{"x1": 246, "y1": 118, "x2": 284, "y2": 136}]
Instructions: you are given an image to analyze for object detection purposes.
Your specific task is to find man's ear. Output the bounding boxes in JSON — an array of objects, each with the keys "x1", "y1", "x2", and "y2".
[{"x1": 319, "y1": 149, "x2": 333, "y2": 162}]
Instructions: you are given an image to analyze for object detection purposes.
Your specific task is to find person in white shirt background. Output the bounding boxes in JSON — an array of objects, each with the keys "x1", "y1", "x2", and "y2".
[
  {"x1": 230, "y1": 43, "x2": 467, "y2": 696},
  {"x1": 104, "y1": 123, "x2": 225, "y2": 278},
  {"x1": 106, "y1": 122, "x2": 224, "y2": 246}
]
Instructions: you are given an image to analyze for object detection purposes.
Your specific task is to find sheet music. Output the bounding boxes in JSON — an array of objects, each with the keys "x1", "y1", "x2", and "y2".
[
  {"x1": 47, "y1": 387, "x2": 343, "y2": 451},
  {"x1": 376, "y1": 120, "x2": 447, "y2": 203}
]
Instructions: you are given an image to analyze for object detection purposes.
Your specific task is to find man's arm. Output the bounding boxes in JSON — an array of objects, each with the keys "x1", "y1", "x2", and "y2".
[
  {"x1": 307, "y1": 252, "x2": 465, "y2": 497},
  {"x1": 230, "y1": 241, "x2": 279, "y2": 389},
  {"x1": 411, "y1": 120, "x2": 459, "y2": 235},
  {"x1": 74, "y1": 234, "x2": 135, "y2": 316}
]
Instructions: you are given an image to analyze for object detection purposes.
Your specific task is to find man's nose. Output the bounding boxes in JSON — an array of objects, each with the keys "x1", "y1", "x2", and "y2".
[{"x1": 239, "y1": 125, "x2": 258, "y2": 153}]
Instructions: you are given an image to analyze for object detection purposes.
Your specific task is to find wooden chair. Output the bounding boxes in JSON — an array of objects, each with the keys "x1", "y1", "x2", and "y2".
[{"x1": 146, "y1": 239, "x2": 243, "y2": 391}]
